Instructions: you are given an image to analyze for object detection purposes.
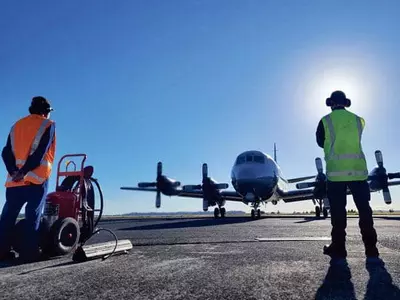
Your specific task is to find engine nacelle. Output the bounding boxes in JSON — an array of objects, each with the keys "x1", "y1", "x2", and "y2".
[
  {"x1": 165, "y1": 177, "x2": 181, "y2": 187},
  {"x1": 214, "y1": 183, "x2": 229, "y2": 189}
]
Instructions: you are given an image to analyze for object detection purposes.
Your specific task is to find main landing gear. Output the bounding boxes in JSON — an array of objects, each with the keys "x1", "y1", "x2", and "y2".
[
  {"x1": 315, "y1": 199, "x2": 329, "y2": 218},
  {"x1": 214, "y1": 206, "x2": 226, "y2": 218}
]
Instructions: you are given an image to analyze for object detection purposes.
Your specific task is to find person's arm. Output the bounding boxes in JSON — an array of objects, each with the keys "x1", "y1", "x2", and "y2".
[
  {"x1": 1, "y1": 133, "x2": 18, "y2": 175},
  {"x1": 19, "y1": 122, "x2": 56, "y2": 175},
  {"x1": 316, "y1": 119, "x2": 325, "y2": 149}
]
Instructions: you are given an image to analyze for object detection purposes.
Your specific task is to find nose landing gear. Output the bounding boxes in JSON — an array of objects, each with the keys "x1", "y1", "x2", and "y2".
[
  {"x1": 213, "y1": 206, "x2": 226, "y2": 218},
  {"x1": 250, "y1": 201, "x2": 262, "y2": 219},
  {"x1": 251, "y1": 208, "x2": 261, "y2": 219}
]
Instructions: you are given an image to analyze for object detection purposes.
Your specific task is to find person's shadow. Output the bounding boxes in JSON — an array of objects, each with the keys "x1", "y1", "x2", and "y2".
[
  {"x1": 315, "y1": 258, "x2": 400, "y2": 300},
  {"x1": 364, "y1": 259, "x2": 400, "y2": 300},
  {"x1": 315, "y1": 259, "x2": 357, "y2": 300}
]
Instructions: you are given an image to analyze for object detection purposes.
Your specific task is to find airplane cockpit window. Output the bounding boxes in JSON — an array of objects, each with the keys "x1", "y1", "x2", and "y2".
[
  {"x1": 253, "y1": 155, "x2": 265, "y2": 163},
  {"x1": 246, "y1": 155, "x2": 253, "y2": 162},
  {"x1": 236, "y1": 155, "x2": 245, "y2": 164}
]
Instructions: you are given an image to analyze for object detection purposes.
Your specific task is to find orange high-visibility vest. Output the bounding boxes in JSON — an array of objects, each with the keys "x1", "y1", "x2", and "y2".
[{"x1": 5, "y1": 114, "x2": 56, "y2": 187}]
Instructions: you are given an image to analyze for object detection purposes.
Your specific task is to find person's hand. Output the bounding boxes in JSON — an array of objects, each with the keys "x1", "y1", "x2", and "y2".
[{"x1": 12, "y1": 170, "x2": 24, "y2": 182}]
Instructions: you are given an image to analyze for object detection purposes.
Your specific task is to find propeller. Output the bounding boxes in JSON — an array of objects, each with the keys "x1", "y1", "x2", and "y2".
[
  {"x1": 182, "y1": 163, "x2": 229, "y2": 211},
  {"x1": 316, "y1": 157, "x2": 323, "y2": 174},
  {"x1": 375, "y1": 150, "x2": 391, "y2": 204},
  {"x1": 137, "y1": 162, "x2": 180, "y2": 208},
  {"x1": 295, "y1": 158, "x2": 324, "y2": 189},
  {"x1": 370, "y1": 150, "x2": 400, "y2": 205}
]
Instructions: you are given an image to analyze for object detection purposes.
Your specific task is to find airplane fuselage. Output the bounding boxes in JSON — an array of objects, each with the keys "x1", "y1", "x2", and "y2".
[{"x1": 230, "y1": 150, "x2": 288, "y2": 204}]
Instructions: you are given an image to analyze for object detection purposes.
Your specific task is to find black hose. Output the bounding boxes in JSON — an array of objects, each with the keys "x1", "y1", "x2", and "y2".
[
  {"x1": 76, "y1": 177, "x2": 119, "y2": 261},
  {"x1": 89, "y1": 177, "x2": 104, "y2": 229},
  {"x1": 90, "y1": 228, "x2": 119, "y2": 261}
]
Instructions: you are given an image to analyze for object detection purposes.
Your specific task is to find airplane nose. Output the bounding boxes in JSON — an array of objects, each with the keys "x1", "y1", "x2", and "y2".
[
  {"x1": 235, "y1": 176, "x2": 277, "y2": 199},
  {"x1": 236, "y1": 166, "x2": 255, "y2": 179}
]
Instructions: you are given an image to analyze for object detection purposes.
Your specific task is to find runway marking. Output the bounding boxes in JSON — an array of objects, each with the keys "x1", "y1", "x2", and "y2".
[{"x1": 256, "y1": 237, "x2": 330, "y2": 242}]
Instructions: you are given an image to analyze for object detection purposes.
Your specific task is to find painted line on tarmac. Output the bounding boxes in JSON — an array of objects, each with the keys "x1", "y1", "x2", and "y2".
[{"x1": 256, "y1": 237, "x2": 330, "y2": 242}]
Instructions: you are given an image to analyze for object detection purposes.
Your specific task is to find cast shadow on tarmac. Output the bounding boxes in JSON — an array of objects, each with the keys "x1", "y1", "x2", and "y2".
[
  {"x1": 296, "y1": 215, "x2": 400, "y2": 224},
  {"x1": 295, "y1": 217, "x2": 328, "y2": 224},
  {"x1": 315, "y1": 259, "x2": 400, "y2": 300},
  {"x1": 118, "y1": 217, "x2": 254, "y2": 231},
  {"x1": 0, "y1": 258, "x2": 75, "y2": 271}
]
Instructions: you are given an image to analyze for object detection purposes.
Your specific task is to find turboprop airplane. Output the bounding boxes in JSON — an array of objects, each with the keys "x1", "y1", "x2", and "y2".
[{"x1": 120, "y1": 145, "x2": 400, "y2": 219}]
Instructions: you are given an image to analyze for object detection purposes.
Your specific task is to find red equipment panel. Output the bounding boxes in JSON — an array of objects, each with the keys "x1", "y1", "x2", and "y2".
[{"x1": 45, "y1": 191, "x2": 80, "y2": 219}]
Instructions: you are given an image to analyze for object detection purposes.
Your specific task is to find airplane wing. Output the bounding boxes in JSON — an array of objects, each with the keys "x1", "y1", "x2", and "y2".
[
  {"x1": 278, "y1": 178, "x2": 400, "y2": 204},
  {"x1": 287, "y1": 176, "x2": 315, "y2": 183},
  {"x1": 120, "y1": 186, "x2": 244, "y2": 201},
  {"x1": 279, "y1": 188, "x2": 316, "y2": 203},
  {"x1": 388, "y1": 180, "x2": 400, "y2": 187}
]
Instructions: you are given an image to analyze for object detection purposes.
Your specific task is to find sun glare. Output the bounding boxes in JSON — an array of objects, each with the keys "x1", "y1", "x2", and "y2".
[
  {"x1": 291, "y1": 45, "x2": 384, "y2": 126},
  {"x1": 303, "y1": 65, "x2": 375, "y2": 123}
]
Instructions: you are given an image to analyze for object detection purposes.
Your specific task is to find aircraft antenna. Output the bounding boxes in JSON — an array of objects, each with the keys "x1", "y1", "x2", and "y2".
[{"x1": 274, "y1": 143, "x2": 277, "y2": 163}]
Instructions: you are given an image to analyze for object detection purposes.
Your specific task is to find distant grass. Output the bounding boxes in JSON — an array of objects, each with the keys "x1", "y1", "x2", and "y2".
[
  {"x1": 15, "y1": 211, "x2": 400, "y2": 222},
  {"x1": 99, "y1": 211, "x2": 400, "y2": 220}
]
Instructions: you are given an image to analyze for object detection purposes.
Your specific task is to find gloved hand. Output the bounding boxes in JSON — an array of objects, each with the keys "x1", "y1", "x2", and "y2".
[{"x1": 11, "y1": 170, "x2": 25, "y2": 182}]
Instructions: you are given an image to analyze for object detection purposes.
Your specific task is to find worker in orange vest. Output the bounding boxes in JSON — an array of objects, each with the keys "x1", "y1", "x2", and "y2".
[{"x1": 0, "y1": 96, "x2": 56, "y2": 263}]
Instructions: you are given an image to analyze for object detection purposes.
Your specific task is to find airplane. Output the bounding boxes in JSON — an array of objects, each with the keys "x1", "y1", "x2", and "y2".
[{"x1": 120, "y1": 144, "x2": 400, "y2": 219}]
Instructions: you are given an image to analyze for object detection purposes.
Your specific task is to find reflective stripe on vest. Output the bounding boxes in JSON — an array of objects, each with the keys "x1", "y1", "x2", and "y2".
[
  {"x1": 323, "y1": 114, "x2": 365, "y2": 161},
  {"x1": 6, "y1": 160, "x2": 51, "y2": 184},
  {"x1": 326, "y1": 170, "x2": 369, "y2": 178},
  {"x1": 9, "y1": 119, "x2": 51, "y2": 156}
]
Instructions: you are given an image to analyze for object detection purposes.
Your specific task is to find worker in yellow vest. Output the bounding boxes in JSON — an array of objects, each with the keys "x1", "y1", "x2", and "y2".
[
  {"x1": 316, "y1": 90, "x2": 379, "y2": 262},
  {"x1": 0, "y1": 96, "x2": 56, "y2": 263}
]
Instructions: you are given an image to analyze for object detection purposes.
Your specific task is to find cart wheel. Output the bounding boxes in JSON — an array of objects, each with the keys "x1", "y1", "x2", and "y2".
[{"x1": 51, "y1": 217, "x2": 80, "y2": 255}]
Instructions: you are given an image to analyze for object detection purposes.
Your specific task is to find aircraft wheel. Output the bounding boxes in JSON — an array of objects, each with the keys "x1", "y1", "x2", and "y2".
[
  {"x1": 251, "y1": 209, "x2": 255, "y2": 219},
  {"x1": 220, "y1": 207, "x2": 226, "y2": 218},
  {"x1": 214, "y1": 207, "x2": 220, "y2": 218},
  {"x1": 257, "y1": 209, "x2": 261, "y2": 219},
  {"x1": 323, "y1": 208, "x2": 328, "y2": 218},
  {"x1": 315, "y1": 206, "x2": 321, "y2": 218}
]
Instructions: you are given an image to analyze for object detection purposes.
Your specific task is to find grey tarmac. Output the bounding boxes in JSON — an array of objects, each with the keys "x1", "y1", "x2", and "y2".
[{"x1": 0, "y1": 215, "x2": 399, "y2": 300}]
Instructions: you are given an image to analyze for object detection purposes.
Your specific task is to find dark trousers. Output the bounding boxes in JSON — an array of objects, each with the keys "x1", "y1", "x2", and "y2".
[
  {"x1": 327, "y1": 180, "x2": 378, "y2": 256},
  {"x1": 0, "y1": 181, "x2": 48, "y2": 259}
]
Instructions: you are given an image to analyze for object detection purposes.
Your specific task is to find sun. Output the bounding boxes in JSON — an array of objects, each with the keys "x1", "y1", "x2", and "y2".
[{"x1": 303, "y1": 65, "x2": 373, "y2": 123}]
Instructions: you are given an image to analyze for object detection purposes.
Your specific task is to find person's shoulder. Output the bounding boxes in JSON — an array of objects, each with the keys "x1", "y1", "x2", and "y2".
[
  {"x1": 347, "y1": 109, "x2": 364, "y2": 120},
  {"x1": 13, "y1": 115, "x2": 31, "y2": 126},
  {"x1": 320, "y1": 112, "x2": 332, "y2": 122}
]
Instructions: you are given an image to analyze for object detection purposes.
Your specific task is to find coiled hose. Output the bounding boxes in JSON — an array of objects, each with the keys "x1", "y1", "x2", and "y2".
[{"x1": 75, "y1": 177, "x2": 118, "y2": 261}]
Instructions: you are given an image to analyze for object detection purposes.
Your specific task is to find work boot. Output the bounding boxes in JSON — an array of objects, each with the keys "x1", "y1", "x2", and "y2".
[{"x1": 323, "y1": 244, "x2": 347, "y2": 259}]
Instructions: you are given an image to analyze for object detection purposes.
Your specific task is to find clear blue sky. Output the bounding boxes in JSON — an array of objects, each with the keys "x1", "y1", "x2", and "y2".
[{"x1": 1, "y1": 0, "x2": 400, "y2": 214}]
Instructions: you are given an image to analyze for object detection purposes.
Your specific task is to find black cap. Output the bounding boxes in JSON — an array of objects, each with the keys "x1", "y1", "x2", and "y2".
[
  {"x1": 329, "y1": 91, "x2": 347, "y2": 101},
  {"x1": 29, "y1": 96, "x2": 54, "y2": 114}
]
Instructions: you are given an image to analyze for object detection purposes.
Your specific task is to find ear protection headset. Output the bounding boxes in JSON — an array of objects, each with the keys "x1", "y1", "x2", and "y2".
[{"x1": 326, "y1": 90, "x2": 351, "y2": 107}]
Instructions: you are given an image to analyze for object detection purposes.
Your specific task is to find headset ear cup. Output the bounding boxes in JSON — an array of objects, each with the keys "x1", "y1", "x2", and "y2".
[
  {"x1": 326, "y1": 98, "x2": 332, "y2": 106},
  {"x1": 346, "y1": 99, "x2": 351, "y2": 107}
]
